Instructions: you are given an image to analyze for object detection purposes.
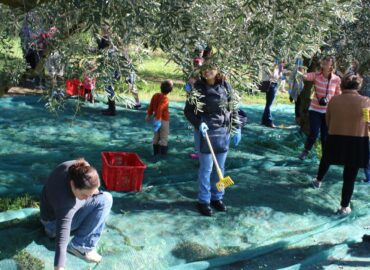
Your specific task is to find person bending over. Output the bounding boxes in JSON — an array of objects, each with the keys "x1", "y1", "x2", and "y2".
[{"x1": 40, "y1": 159, "x2": 113, "y2": 270}]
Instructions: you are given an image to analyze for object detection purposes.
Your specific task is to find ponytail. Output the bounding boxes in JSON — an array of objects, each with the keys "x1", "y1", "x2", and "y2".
[{"x1": 68, "y1": 159, "x2": 100, "y2": 190}]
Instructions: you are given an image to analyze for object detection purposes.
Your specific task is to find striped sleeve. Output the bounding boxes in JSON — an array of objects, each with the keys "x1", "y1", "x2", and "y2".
[
  {"x1": 304, "y1": 72, "x2": 316, "y2": 81},
  {"x1": 335, "y1": 77, "x2": 342, "y2": 95}
]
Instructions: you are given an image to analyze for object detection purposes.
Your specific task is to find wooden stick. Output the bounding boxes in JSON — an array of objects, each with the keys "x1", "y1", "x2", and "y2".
[{"x1": 204, "y1": 130, "x2": 224, "y2": 180}]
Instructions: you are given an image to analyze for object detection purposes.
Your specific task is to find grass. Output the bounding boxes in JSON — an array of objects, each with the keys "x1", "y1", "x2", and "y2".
[
  {"x1": 135, "y1": 53, "x2": 291, "y2": 105},
  {"x1": 0, "y1": 194, "x2": 40, "y2": 212},
  {"x1": 14, "y1": 250, "x2": 45, "y2": 270},
  {"x1": 135, "y1": 54, "x2": 186, "y2": 102},
  {"x1": 0, "y1": 37, "x2": 293, "y2": 106}
]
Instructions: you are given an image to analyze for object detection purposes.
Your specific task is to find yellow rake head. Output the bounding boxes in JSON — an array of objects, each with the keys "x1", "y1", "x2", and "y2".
[{"x1": 216, "y1": 176, "x2": 234, "y2": 191}]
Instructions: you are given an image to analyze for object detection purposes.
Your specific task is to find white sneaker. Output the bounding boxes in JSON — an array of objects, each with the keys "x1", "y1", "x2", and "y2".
[
  {"x1": 311, "y1": 178, "x2": 322, "y2": 189},
  {"x1": 67, "y1": 243, "x2": 102, "y2": 263},
  {"x1": 336, "y1": 207, "x2": 352, "y2": 215}
]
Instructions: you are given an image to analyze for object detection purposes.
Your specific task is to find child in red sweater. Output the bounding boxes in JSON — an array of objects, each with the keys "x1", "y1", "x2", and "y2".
[{"x1": 146, "y1": 80, "x2": 173, "y2": 156}]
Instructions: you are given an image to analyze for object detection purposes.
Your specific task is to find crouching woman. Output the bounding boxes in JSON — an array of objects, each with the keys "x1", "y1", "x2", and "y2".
[{"x1": 40, "y1": 159, "x2": 113, "y2": 270}]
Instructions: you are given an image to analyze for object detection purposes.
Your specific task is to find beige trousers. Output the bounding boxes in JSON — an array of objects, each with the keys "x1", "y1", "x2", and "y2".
[{"x1": 153, "y1": 120, "x2": 169, "y2": 146}]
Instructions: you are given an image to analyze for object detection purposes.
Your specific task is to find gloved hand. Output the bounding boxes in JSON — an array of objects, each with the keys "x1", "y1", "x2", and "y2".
[
  {"x1": 233, "y1": 129, "x2": 242, "y2": 146},
  {"x1": 153, "y1": 120, "x2": 162, "y2": 132},
  {"x1": 199, "y1": 122, "x2": 209, "y2": 137},
  {"x1": 184, "y1": 83, "x2": 192, "y2": 93}
]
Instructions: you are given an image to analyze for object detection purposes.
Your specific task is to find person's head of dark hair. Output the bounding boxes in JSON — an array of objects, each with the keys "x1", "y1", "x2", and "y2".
[
  {"x1": 68, "y1": 159, "x2": 100, "y2": 190},
  {"x1": 351, "y1": 59, "x2": 360, "y2": 72},
  {"x1": 199, "y1": 60, "x2": 226, "y2": 85},
  {"x1": 194, "y1": 47, "x2": 204, "y2": 58},
  {"x1": 341, "y1": 74, "x2": 363, "y2": 91},
  {"x1": 160, "y1": 80, "x2": 173, "y2": 94},
  {"x1": 203, "y1": 45, "x2": 213, "y2": 59},
  {"x1": 321, "y1": 55, "x2": 336, "y2": 72}
]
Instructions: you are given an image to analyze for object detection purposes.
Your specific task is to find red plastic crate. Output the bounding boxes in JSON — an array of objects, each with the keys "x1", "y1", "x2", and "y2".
[
  {"x1": 65, "y1": 79, "x2": 84, "y2": 97},
  {"x1": 101, "y1": 152, "x2": 147, "y2": 192}
]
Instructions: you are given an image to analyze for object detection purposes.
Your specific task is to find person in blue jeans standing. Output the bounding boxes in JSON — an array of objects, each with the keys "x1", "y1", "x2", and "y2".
[
  {"x1": 261, "y1": 61, "x2": 283, "y2": 128},
  {"x1": 40, "y1": 159, "x2": 113, "y2": 270},
  {"x1": 184, "y1": 63, "x2": 241, "y2": 216}
]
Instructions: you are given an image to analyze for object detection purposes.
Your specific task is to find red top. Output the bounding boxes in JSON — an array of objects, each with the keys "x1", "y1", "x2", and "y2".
[
  {"x1": 147, "y1": 93, "x2": 169, "y2": 121},
  {"x1": 83, "y1": 76, "x2": 96, "y2": 90}
]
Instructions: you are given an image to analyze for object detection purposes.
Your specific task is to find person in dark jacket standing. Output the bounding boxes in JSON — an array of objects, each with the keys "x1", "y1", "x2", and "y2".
[
  {"x1": 40, "y1": 159, "x2": 113, "y2": 270},
  {"x1": 184, "y1": 64, "x2": 241, "y2": 216},
  {"x1": 260, "y1": 60, "x2": 283, "y2": 128},
  {"x1": 97, "y1": 27, "x2": 118, "y2": 116},
  {"x1": 312, "y1": 74, "x2": 369, "y2": 215}
]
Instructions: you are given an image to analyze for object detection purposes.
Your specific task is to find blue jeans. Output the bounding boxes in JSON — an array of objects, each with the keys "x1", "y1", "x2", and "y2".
[
  {"x1": 262, "y1": 83, "x2": 278, "y2": 125},
  {"x1": 105, "y1": 85, "x2": 115, "y2": 100},
  {"x1": 305, "y1": 110, "x2": 328, "y2": 152},
  {"x1": 42, "y1": 192, "x2": 113, "y2": 251},
  {"x1": 194, "y1": 131, "x2": 228, "y2": 204}
]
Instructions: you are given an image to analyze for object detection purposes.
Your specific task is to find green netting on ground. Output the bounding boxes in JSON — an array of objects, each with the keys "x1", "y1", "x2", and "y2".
[{"x1": 1, "y1": 96, "x2": 370, "y2": 270}]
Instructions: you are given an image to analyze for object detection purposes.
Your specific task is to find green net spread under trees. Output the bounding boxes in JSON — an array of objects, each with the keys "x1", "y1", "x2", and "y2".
[
  {"x1": 0, "y1": 0, "x2": 370, "y2": 269},
  {"x1": 1, "y1": 97, "x2": 370, "y2": 269}
]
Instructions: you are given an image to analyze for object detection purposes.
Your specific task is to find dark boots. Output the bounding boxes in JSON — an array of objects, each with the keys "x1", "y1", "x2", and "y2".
[
  {"x1": 198, "y1": 201, "x2": 227, "y2": 216},
  {"x1": 153, "y1": 145, "x2": 168, "y2": 157},
  {"x1": 197, "y1": 203, "x2": 212, "y2": 216},
  {"x1": 160, "y1": 146, "x2": 168, "y2": 155},
  {"x1": 153, "y1": 144, "x2": 160, "y2": 156},
  {"x1": 211, "y1": 200, "x2": 227, "y2": 212},
  {"x1": 102, "y1": 99, "x2": 116, "y2": 116}
]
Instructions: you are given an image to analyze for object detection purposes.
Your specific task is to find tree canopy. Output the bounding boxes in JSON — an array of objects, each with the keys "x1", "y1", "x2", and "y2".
[{"x1": 0, "y1": 0, "x2": 367, "y2": 92}]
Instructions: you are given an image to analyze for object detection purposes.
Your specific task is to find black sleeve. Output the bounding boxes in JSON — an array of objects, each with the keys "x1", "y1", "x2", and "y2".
[
  {"x1": 54, "y1": 207, "x2": 74, "y2": 267},
  {"x1": 97, "y1": 37, "x2": 110, "y2": 50},
  {"x1": 238, "y1": 109, "x2": 248, "y2": 128},
  {"x1": 225, "y1": 81, "x2": 242, "y2": 130},
  {"x1": 184, "y1": 100, "x2": 201, "y2": 130}
]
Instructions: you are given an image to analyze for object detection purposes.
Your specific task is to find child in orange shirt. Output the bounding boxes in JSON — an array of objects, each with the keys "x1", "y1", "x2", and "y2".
[{"x1": 145, "y1": 80, "x2": 173, "y2": 156}]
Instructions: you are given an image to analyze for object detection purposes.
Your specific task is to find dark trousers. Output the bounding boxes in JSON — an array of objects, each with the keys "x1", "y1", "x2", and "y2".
[
  {"x1": 295, "y1": 96, "x2": 301, "y2": 119},
  {"x1": 25, "y1": 49, "x2": 43, "y2": 85},
  {"x1": 305, "y1": 110, "x2": 328, "y2": 152},
  {"x1": 365, "y1": 145, "x2": 370, "y2": 181},
  {"x1": 262, "y1": 83, "x2": 278, "y2": 125},
  {"x1": 25, "y1": 49, "x2": 42, "y2": 70},
  {"x1": 84, "y1": 89, "x2": 93, "y2": 102},
  {"x1": 317, "y1": 158, "x2": 330, "y2": 181},
  {"x1": 341, "y1": 166, "x2": 359, "y2": 207}
]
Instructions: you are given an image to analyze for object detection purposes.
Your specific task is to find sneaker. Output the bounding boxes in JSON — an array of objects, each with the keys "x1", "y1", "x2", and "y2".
[
  {"x1": 363, "y1": 178, "x2": 370, "y2": 183},
  {"x1": 134, "y1": 103, "x2": 142, "y2": 109},
  {"x1": 299, "y1": 150, "x2": 309, "y2": 160},
  {"x1": 261, "y1": 122, "x2": 276, "y2": 128},
  {"x1": 336, "y1": 207, "x2": 352, "y2": 215},
  {"x1": 311, "y1": 178, "x2": 322, "y2": 189},
  {"x1": 67, "y1": 243, "x2": 102, "y2": 263},
  {"x1": 197, "y1": 203, "x2": 212, "y2": 216},
  {"x1": 211, "y1": 200, "x2": 227, "y2": 212}
]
